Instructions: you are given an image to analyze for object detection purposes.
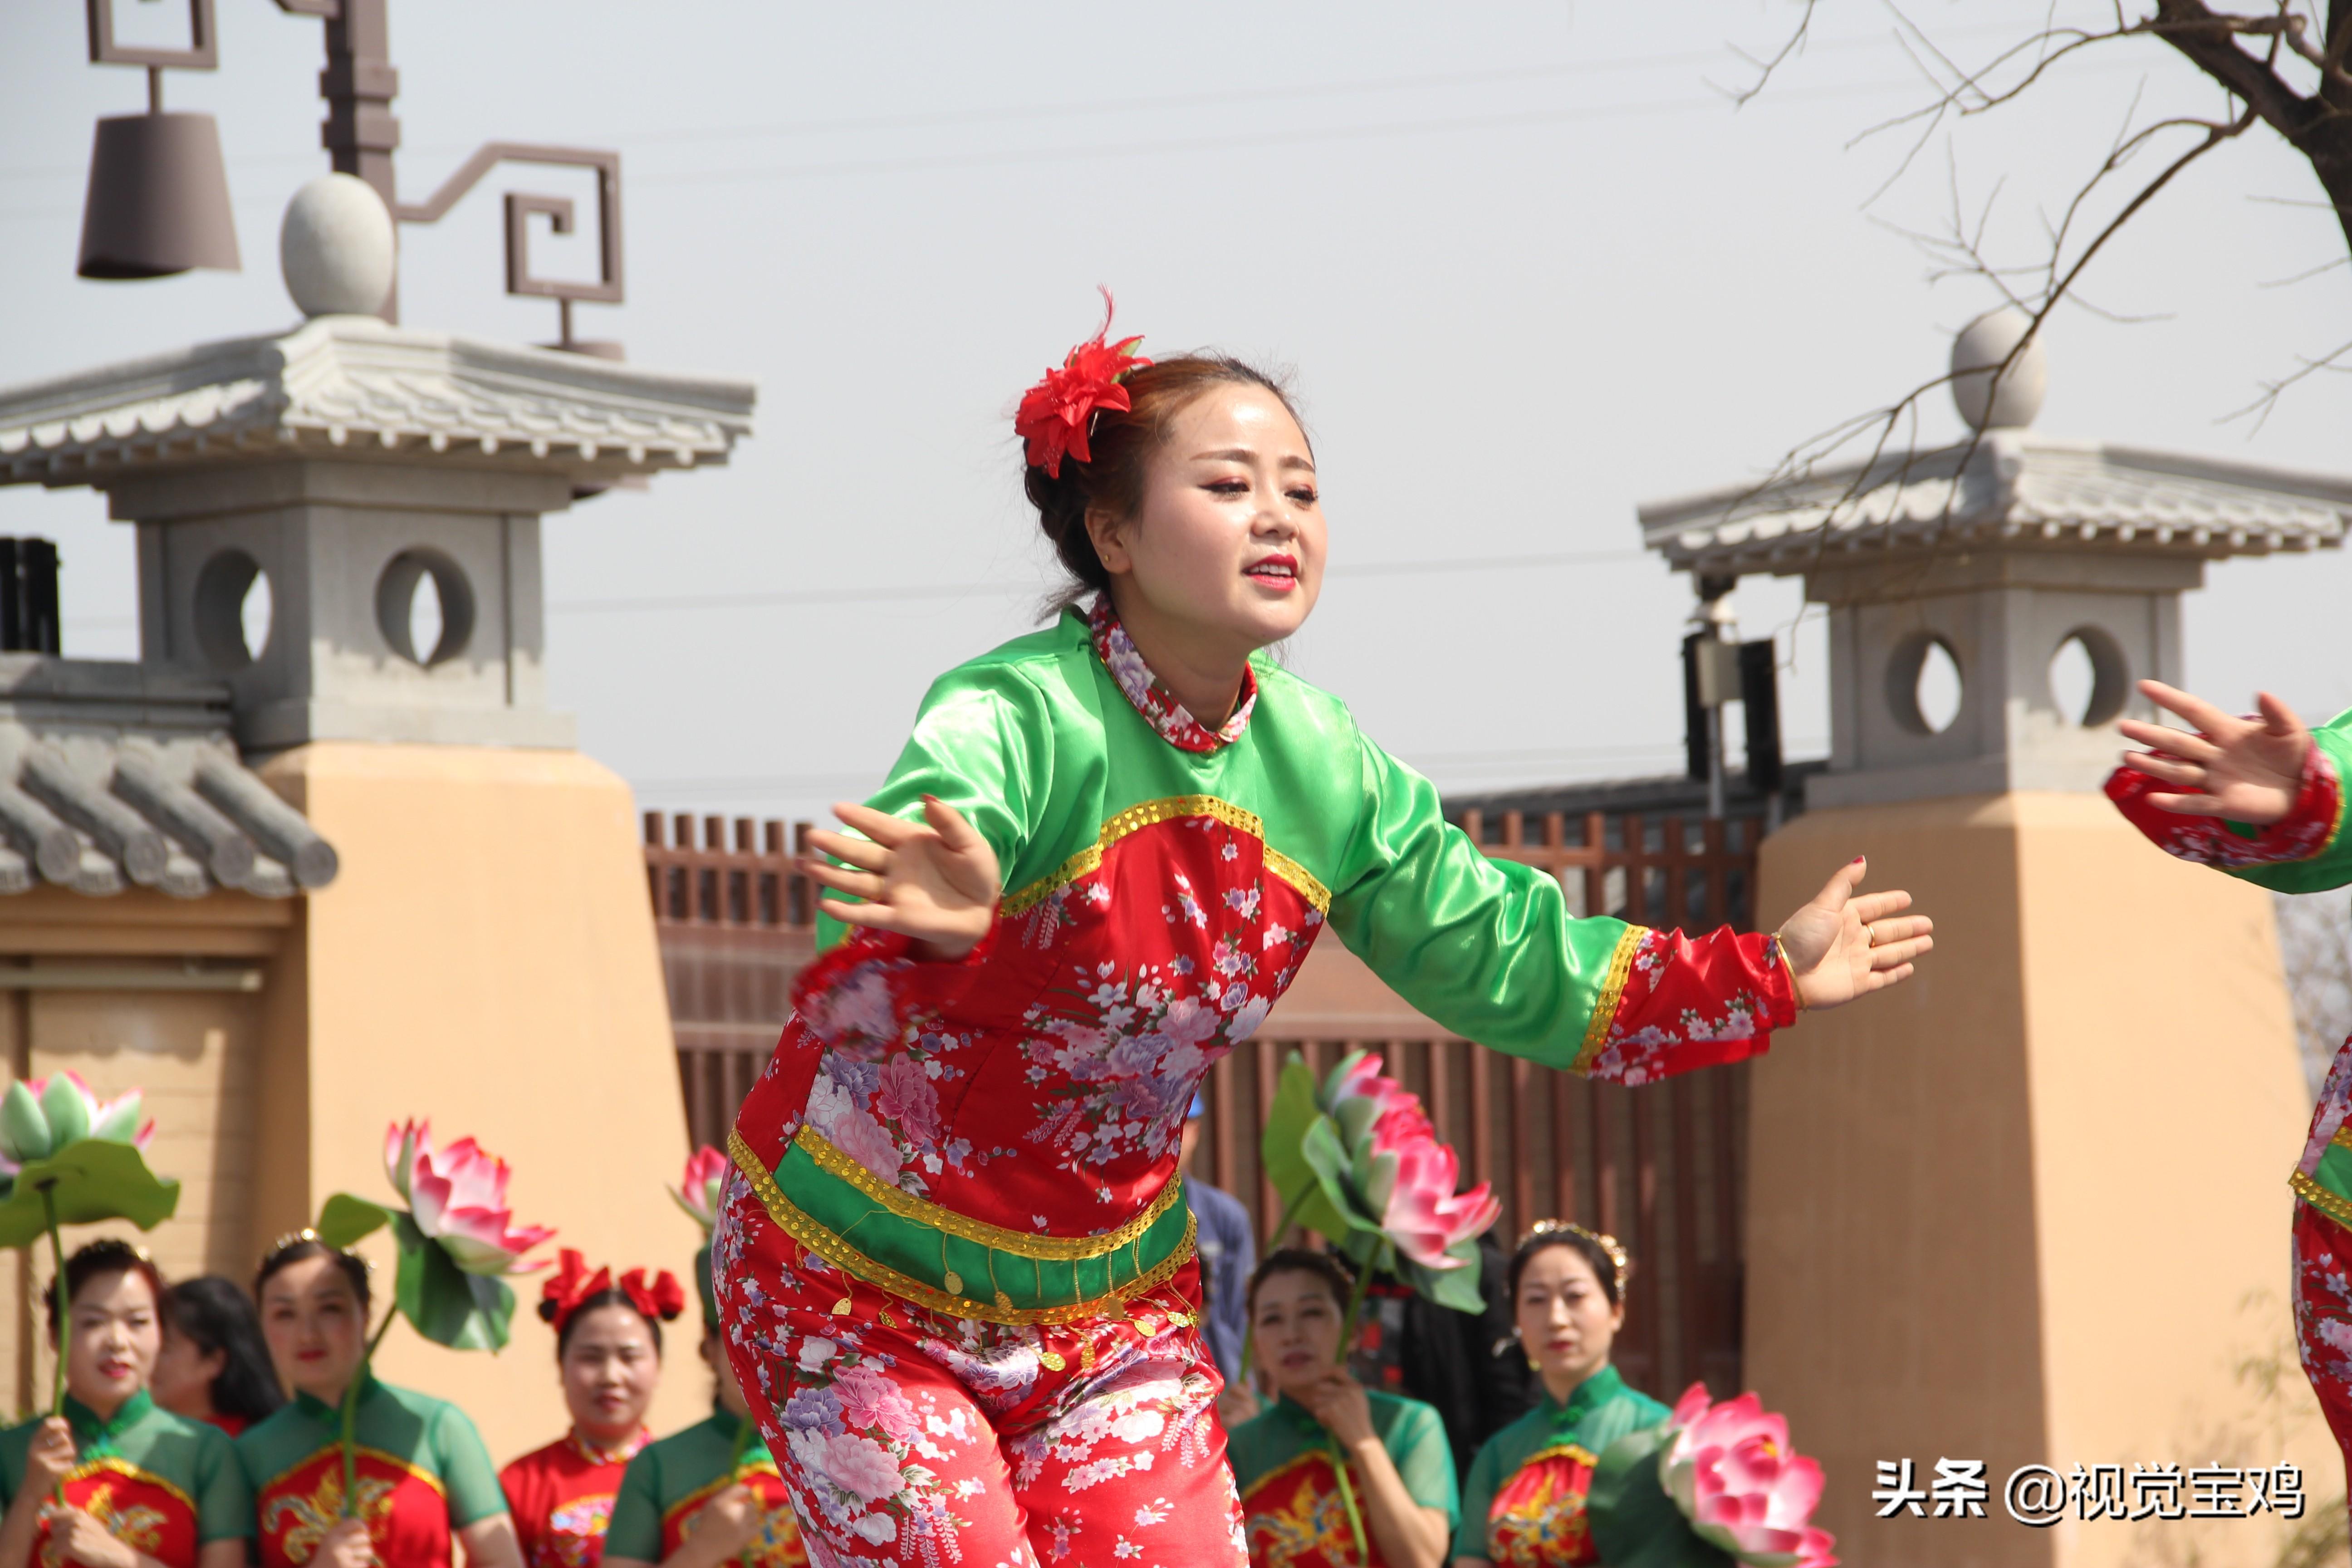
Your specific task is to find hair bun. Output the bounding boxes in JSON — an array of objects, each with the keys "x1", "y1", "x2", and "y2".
[{"x1": 536, "y1": 1298, "x2": 561, "y2": 1324}]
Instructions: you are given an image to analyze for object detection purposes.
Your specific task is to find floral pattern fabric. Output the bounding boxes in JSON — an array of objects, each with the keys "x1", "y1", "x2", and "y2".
[
  {"x1": 712, "y1": 1167, "x2": 1246, "y2": 1568},
  {"x1": 501, "y1": 1428, "x2": 652, "y2": 1568},
  {"x1": 1089, "y1": 597, "x2": 1257, "y2": 754},
  {"x1": 2294, "y1": 1203, "x2": 2352, "y2": 1522},
  {"x1": 1581, "y1": 928, "x2": 1798, "y2": 1086},
  {"x1": 2104, "y1": 738, "x2": 2343, "y2": 872}
]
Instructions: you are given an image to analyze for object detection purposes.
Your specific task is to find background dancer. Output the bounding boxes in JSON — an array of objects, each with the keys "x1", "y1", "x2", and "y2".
[{"x1": 2108, "y1": 679, "x2": 2352, "y2": 1513}]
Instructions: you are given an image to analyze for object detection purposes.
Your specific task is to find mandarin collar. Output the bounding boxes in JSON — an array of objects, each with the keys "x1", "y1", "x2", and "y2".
[
  {"x1": 292, "y1": 1370, "x2": 380, "y2": 1424},
  {"x1": 567, "y1": 1426, "x2": 652, "y2": 1466},
  {"x1": 1085, "y1": 598, "x2": 1257, "y2": 754},
  {"x1": 64, "y1": 1387, "x2": 151, "y2": 1449},
  {"x1": 1541, "y1": 1363, "x2": 1627, "y2": 1426}
]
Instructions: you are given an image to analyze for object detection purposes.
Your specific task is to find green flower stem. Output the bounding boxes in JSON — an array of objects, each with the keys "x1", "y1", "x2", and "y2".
[
  {"x1": 1328, "y1": 1246, "x2": 1377, "y2": 1564},
  {"x1": 339, "y1": 1309, "x2": 398, "y2": 1519},
  {"x1": 39, "y1": 1182, "x2": 63, "y2": 1421},
  {"x1": 39, "y1": 1180, "x2": 64, "y2": 1508}
]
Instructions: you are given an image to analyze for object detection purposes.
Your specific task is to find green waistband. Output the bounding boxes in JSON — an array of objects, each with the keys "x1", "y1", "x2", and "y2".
[
  {"x1": 2295, "y1": 1135, "x2": 2352, "y2": 1231},
  {"x1": 728, "y1": 1127, "x2": 1196, "y2": 1326}
]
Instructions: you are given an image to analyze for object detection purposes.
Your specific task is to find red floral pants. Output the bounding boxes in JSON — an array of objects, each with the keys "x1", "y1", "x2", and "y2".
[
  {"x1": 2294, "y1": 1201, "x2": 2352, "y2": 1522},
  {"x1": 712, "y1": 1167, "x2": 1248, "y2": 1568}
]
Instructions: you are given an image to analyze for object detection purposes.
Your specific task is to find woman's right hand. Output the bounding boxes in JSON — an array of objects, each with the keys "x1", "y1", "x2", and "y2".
[
  {"x1": 20, "y1": 1418, "x2": 74, "y2": 1496},
  {"x1": 691, "y1": 1485, "x2": 765, "y2": 1560},
  {"x1": 313, "y1": 1518, "x2": 379, "y2": 1568},
  {"x1": 802, "y1": 798, "x2": 1001, "y2": 961}
]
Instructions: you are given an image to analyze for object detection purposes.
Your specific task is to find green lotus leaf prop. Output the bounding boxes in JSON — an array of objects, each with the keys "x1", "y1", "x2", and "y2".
[{"x1": 1588, "y1": 1423, "x2": 1736, "y2": 1568}]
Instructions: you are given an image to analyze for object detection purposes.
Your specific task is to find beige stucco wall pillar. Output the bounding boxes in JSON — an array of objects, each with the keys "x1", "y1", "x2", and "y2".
[
  {"x1": 257, "y1": 741, "x2": 712, "y2": 1460},
  {"x1": 1749, "y1": 794, "x2": 2336, "y2": 1568}
]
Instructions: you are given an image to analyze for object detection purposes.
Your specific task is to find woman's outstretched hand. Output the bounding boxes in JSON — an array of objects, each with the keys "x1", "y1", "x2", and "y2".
[
  {"x1": 2117, "y1": 679, "x2": 2308, "y2": 827},
  {"x1": 802, "y1": 796, "x2": 1001, "y2": 961},
  {"x1": 1775, "y1": 857, "x2": 1933, "y2": 1011}
]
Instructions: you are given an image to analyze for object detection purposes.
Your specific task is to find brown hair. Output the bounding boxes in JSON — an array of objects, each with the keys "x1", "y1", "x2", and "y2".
[
  {"x1": 254, "y1": 1235, "x2": 371, "y2": 1313},
  {"x1": 44, "y1": 1239, "x2": 168, "y2": 1332},
  {"x1": 1245, "y1": 1246, "x2": 1356, "y2": 1315},
  {"x1": 1024, "y1": 355, "x2": 1309, "y2": 607}
]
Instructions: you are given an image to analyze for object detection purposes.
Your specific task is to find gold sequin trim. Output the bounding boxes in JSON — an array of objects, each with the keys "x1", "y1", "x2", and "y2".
[
  {"x1": 999, "y1": 794, "x2": 1332, "y2": 917},
  {"x1": 2292, "y1": 1169, "x2": 2352, "y2": 1231},
  {"x1": 2332, "y1": 1125, "x2": 2352, "y2": 1153},
  {"x1": 1570, "y1": 926, "x2": 1649, "y2": 1074},
  {"x1": 728, "y1": 1132, "x2": 1197, "y2": 1326},
  {"x1": 787, "y1": 1125, "x2": 1184, "y2": 1260}
]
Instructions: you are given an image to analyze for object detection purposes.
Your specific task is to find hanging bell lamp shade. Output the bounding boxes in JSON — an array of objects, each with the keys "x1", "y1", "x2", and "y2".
[{"x1": 76, "y1": 111, "x2": 241, "y2": 280}]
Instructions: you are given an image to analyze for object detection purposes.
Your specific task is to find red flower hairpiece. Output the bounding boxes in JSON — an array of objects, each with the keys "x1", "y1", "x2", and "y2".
[
  {"x1": 537, "y1": 1248, "x2": 685, "y2": 1334},
  {"x1": 1014, "y1": 287, "x2": 1153, "y2": 479}
]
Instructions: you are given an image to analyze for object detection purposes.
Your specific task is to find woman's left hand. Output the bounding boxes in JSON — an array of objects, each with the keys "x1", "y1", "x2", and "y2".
[
  {"x1": 1774, "y1": 857, "x2": 1934, "y2": 1011},
  {"x1": 1293, "y1": 1368, "x2": 1377, "y2": 1450},
  {"x1": 44, "y1": 1507, "x2": 138, "y2": 1568}
]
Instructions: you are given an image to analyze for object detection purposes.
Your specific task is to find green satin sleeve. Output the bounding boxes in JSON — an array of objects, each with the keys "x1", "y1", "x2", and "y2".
[
  {"x1": 814, "y1": 660, "x2": 1059, "y2": 952},
  {"x1": 1328, "y1": 731, "x2": 1633, "y2": 1071},
  {"x1": 2230, "y1": 709, "x2": 2352, "y2": 895}
]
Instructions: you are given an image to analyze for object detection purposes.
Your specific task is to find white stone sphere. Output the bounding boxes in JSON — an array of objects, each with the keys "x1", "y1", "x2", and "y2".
[
  {"x1": 1949, "y1": 307, "x2": 2048, "y2": 431},
  {"x1": 280, "y1": 174, "x2": 396, "y2": 318}
]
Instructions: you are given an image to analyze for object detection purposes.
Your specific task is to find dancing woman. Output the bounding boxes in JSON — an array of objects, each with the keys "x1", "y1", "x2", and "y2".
[
  {"x1": 713, "y1": 305, "x2": 1934, "y2": 1568},
  {"x1": 2107, "y1": 680, "x2": 2352, "y2": 1504}
]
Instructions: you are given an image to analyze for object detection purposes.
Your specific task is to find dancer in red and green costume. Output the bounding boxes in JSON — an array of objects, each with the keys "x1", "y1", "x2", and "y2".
[
  {"x1": 502, "y1": 1252, "x2": 687, "y2": 1568},
  {"x1": 1453, "y1": 1224, "x2": 1661, "y2": 1568},
  {"x1": 715, "y1": 303, "x2": 1936, "y2": 1568},
  {"x1": 1230, "y1": 1251, "x2": 1455, "y2": 1568},
  {"x1": 237, "y1": 1235, "x2": 520, "y2": 1568},
  {"x1": 605, "y1": 1250, "x2": 804, "y2": 1568},
  {"x1": 0, "y1": 1241, "x2": 250, "y2": 1568},
  {"x1": 2107, "y1": 680, "x2": 2352, "y2": 1509}
]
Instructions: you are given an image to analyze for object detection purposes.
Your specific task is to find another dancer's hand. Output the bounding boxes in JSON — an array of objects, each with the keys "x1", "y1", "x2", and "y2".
[
  {"x1": 803, "y1": 797, "x2": 1001, "y2": 961},
  {"x1": 2117, "y1": 679, "x2": 2308, "y2": 826},
  {"x1": 1774, "y1": 857, "x2": 1932, "y2": 1011}
]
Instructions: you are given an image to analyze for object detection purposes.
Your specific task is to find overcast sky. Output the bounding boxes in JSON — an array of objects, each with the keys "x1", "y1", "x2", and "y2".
[{"x1": 3, "y1": 1, "x2": 2349, "y2": 836}]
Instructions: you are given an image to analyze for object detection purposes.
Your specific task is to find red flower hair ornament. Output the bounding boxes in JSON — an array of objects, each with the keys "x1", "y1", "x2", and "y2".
[
  {"x1": 1014, "y1": 288, "x2": 1153, "y2": 479},
  {"x1": 536, "y1": 1247, "x2": 686, "y2": 1335}
]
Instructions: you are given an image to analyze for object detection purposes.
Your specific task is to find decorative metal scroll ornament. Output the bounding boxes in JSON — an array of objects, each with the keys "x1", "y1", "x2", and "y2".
[{"x1": 397, "y1": 142, "x2": 626, "y2": 354}]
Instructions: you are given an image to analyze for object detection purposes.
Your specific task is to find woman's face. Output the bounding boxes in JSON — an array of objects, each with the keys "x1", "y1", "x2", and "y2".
[
  {"x1": 1089, "y1": 383, "x2": 1325, "y2": 658},
  {"x1": 561, "y1": 1305, "x2": 662, "y2": 1442},
  {"x1": 259, "y1": 1255, "x2": 367, "y2": 1403},
  {"x1": 60, "y1": 1268, "x2": 160, "y2": 1418},
  {"x1": 1515, "y1": 1245, "x2": 1622, "y2": 1393},
  {"x1": 1250, "y1": 1269, "x2": 1344, "y2": 1397},
  {"x1": 149, "y1": 1320, "x2": 226, "y2": 1420}
]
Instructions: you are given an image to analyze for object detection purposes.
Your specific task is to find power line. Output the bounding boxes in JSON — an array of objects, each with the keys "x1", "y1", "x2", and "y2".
[
  {"x1": 535, "y1": 548, "x2": 1655, "y2": 617},
  {"x1": 0, "y1": 22, "x2": 2034, "y2": 183}
]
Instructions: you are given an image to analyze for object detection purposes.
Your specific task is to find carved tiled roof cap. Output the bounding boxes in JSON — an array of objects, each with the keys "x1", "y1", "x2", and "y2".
[
  {"x1": 0, "y1": 314, "x2": 754, "y2": 487},
  {"x1": 1639, "y1": 431, "x2": 2352, "y2": 577},
  {"x1": 0, "y1": 658, "x2": 334, "y2": 899}
]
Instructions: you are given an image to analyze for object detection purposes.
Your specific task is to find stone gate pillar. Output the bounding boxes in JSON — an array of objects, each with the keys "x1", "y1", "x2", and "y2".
[
  {"x1": 0, "y1": 179, "x2": 756, "y2": 1458},
  {"x1": 1637, "y1": 314, "x2": 2351, "y2": 1568}
]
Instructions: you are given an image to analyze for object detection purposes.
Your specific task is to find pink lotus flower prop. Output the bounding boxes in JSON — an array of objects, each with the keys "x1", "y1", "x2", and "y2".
[
  {"x1": 1264, "y1": 1049, "x2": 1500, "y2": 1315},
  {"x1": 383, "y1": 1118, "x2": 557, "y2": 1276},
  {"x1": 669, "y1": 1144, "x2": 728, "y2": 1233},
  {"x1": 0, "y1": 1072, "x2": 153, "y2": 1178},
  {"x1": 1337, "y1": 1063, "x2": 1500, "y2": 1272},
  {"x1": 1587, "y1": 1383, "x2": 1838, "y2": 1568},
  {"x1": 1660, "y1": 1385, "x2": 1837, "y2": 1568}
]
